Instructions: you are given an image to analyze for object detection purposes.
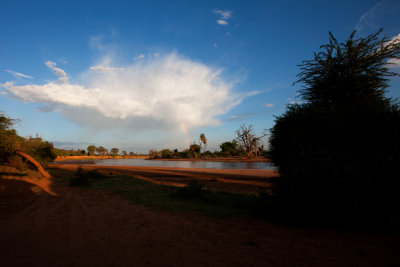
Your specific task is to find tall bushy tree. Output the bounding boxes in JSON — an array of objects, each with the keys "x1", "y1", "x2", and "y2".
[
  {"x1": 235, "y1": 124, "x2": 266, "y2": 156},
  {"x1": 87, "y1": 145, "x2": 96, "y2": 156},
  {"x1": 199, "y1": 133, "x2": 207, "y2": 153},
  {"x1": 0, "y1": 113, "x2": 21, "y2": 162},
  {"x1": 269, "y1": 30, "x2": 400, "y2": 223}
]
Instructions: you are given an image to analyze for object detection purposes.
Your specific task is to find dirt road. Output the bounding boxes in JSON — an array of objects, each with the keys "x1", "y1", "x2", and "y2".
[{"x1": 1, "y1": 167, "x2": 399, "y2": 266}]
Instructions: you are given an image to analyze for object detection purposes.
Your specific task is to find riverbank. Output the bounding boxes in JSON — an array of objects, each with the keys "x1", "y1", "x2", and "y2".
[
  {"x1": 48, "y1": 164, "x2": 278, "y2": 193},
  {"x1": 54, "y1": 155, "x2": 148, "y2": 161},
  {"x1": 54, "y1": 155, "x2": 270, "y2": 162},
  {"x1": 1, "y1": 165, "x2": 399, "y2": 266},
  {"x1": 147, "y1": 156, "x2": 270, "y2": 162}
]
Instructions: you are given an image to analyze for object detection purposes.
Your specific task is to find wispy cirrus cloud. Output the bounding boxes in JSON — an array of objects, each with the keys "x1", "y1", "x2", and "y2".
[
  {"x1": 355, "y1": 0, "x2": 400, "y2": 33},
  {"x1": 45, "y1": 61, "x2": 68, "y2": 83},
  {"x1": 355, "y1": 1, "x2": 383, "y2": 31},
  {"x1": 213, "y1": 9, "x2": 233, "y2": 25},
  {"x1": 134, "y1": 54, "x2": 145, "y2": 61},
  {"x1": 4, "y1": 70, "x2": 33, "y2": 79},
  {"x1": 90, "y1": 65, "x2": 124, "y2": 73},
  {"x1": 2, "y1": 53, "x2": 249, "y2": 131}
]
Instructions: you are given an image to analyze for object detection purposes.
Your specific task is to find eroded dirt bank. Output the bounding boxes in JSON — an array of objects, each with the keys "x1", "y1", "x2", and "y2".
[{"x1": 1, "y1": 166, "x2": 399, "y2": 266}]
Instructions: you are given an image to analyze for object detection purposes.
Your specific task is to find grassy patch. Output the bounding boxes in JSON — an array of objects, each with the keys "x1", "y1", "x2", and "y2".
[
  {"x1": 50, "y1": 168, "x2": 262, "y2": 218},
  {"x1": 93, "y1": 174, "x2": 260, "y2": 217}
]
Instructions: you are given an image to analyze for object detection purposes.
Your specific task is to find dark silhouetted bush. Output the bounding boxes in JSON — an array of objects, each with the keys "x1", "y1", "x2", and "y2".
[
  {"x1": 268, "y1": 30, "x2": 400, "y2": 225},
  {"x1": 69, "y1": 167, "x2": 90, "y2": 186},
  {"x1": 173, "y1": 180, "x2": 209, "y2": 201}
]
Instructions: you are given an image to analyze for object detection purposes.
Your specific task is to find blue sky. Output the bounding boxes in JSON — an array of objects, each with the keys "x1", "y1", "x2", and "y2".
[{"x1": 1, "y1": 0, "x2": 399, "y2": 153}]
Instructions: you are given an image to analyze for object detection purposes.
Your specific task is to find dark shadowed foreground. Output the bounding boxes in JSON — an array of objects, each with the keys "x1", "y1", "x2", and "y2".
[{"x1": 1, "y1": 166, "x2": 399, "y2": 266}]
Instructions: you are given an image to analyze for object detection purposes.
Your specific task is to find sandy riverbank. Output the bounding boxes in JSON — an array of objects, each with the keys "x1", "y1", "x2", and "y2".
[
  {"x1": 48, "y1": 164, "x2": 278, "y2": 193},
  {"x1": 1, "y1": 165, "x2": 400, "y2": 266}
]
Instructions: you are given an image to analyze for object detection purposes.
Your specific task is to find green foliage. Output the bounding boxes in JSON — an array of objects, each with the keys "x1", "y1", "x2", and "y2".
[
  {"x1": 161, "y1": 149, "x2": 173, "y2": 159},
  {"x1": 148, "y1": 149, "x2": 161, "y2": 158},
  {"x1": 0, "y1": 113, "x2": 21, "y2": 161},
  {"x1": 189, "y1": 143, "x2": 201, "y2": 153},
  {"x1": 52, "y1": 148, "x2": 87, "y2": 157},
  {"x1": 269, "y1": 30, "x2": 400, "y2": 224},
  {"x1": 96, "y1": 146, "x2": 106, "y2": 156},
  {"x1": 87, "y1": 145, "x2": 96, "y2": 156},
  {"x1": 110, "y1": 147, "x2": 119, "y2": 156},
  {"x1": 219, "y1": 140, "x2": 238, "y2": 156},
  {"x1": 68, "y1": 167, "x2": 106, "y2": 186},
  {"x1": 69, "y1": 167, "x2": 90, "y2": 186},
  {"x1": 22, "y1": 136, "x2": 56, "y2": 167},
  {"x1": 173, "y1": 180, "x2": 209, "y2": 201}
]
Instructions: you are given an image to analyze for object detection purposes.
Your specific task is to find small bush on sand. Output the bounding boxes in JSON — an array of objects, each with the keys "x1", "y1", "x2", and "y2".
[
  {"x1": 173, "y1": 180, "x2": 209, "y2": 201},
  {"x1": 86, "y1": 169, "x2": 105, "y2": 179},
  {"x1": 69, "y1": 167, "x2": 90, "y2": 186}
]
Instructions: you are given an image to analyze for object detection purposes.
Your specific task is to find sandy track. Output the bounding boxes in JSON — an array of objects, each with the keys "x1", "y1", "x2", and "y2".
[{"x1": 1, "y1": 168, "x2": 400, "y2": 266}]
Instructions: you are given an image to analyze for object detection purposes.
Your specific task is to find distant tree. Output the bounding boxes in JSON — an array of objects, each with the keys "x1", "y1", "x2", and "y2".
[
  {"x1": 96, "y1": 146, "x2": 106, "y2": 156},
  {"x1": 161, "y1": 149, "x2": 173, "y2": 159},
  {"x1": 87, "y1": 145, "x2": 96, "y2": 156},
  {"x1": 199, "y1": 133, "x2": 207, "y2": 153},
  {"x1": 129, "y1": 151, "x2": 134, "y2": 156},
  {"x1": 148, "y1": 149, "x2": 161, "y2": 158},
  {"x1": 122, "y1": 150, "x2": 127, "y2": 156},
  {"x1": 110, "y1": 148, "x2": 119, "y2": 156},
  {"x1": 269, "y1": 30, "x2": 400, "y2": 223},
  {"x1": 235, "y1": 124, "x2": 266, "y2": 156},
  {"x1": 219, "y1": 140, "x2": 238, "y2": 156},
  {"x1": 189, "y1": 143, "x2": 201, "y2": 159}
]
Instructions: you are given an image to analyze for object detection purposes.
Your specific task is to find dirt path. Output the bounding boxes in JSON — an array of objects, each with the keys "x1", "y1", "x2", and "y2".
[{"x1": 1, "y1": 167, "x2": 399, "y2": 266}]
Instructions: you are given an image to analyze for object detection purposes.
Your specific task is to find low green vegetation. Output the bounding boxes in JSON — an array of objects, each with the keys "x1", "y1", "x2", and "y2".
[
  {"x1": 0, "y1": 113, "x2": 56, "y2": 169},
  {"x1": 54, "y1": 168, "x2": 262, "y2": 218}
]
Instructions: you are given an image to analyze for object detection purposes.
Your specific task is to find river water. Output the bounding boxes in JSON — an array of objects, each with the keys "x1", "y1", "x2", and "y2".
[{"x1": 53, "y1": 158, "x2": 275, "y2": 170}]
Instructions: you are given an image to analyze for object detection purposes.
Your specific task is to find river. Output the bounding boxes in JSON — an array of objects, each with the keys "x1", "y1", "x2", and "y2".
[{"x1": 53, "y1": 158, "x2": 275, "y2": 170}]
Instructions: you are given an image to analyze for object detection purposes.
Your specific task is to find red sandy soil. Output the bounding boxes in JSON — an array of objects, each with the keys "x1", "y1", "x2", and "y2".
[{"x1": 1, "y1": 165, "x2": 400, "y2": 266}]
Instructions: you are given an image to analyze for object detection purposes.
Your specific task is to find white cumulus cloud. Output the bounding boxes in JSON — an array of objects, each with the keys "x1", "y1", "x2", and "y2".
[
  {"x1": 2, "y1": 53, "x2": 245, "y2": 131},
  {"x1": 386, "y1": 33, "x2": 400, "y2": 67}
]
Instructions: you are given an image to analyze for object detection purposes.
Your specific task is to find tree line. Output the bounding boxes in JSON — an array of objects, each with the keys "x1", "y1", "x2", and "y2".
[
  {"x1": 148, "y1": 124, "x2": 268, "y2": 159},
  {"x1": 54, "y1": 146, "x2": 144, "y2": 157}
]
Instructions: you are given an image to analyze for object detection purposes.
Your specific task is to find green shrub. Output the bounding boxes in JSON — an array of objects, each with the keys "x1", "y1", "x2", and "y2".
[
  {"x1": 86, "y1": 169, "x2": 105, "y2": 179},
  {"x1": 69, "y1": 167, "x2": 90, "y2": 186},
  {"x1": 173, "y1": 180, "x2": 209, "y2": 201}
]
